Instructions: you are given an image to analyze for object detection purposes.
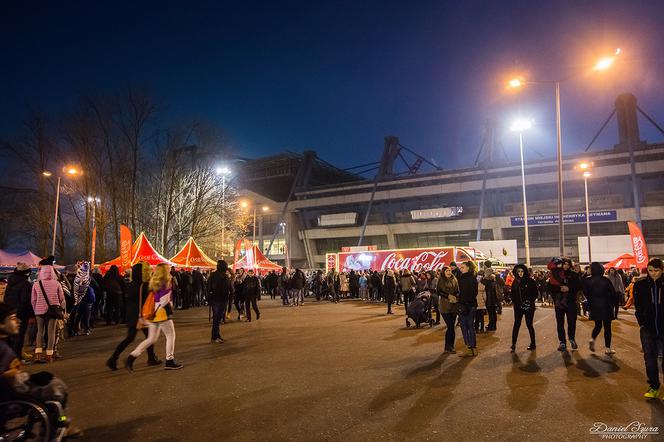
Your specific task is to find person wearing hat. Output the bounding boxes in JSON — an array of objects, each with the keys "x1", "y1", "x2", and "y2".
[
  {"x1": 3, "y1": 263, "x2": 33, "y2": 359},
  {"x1": 31, "y1": 263, "x2": 65, "y2": 363}
]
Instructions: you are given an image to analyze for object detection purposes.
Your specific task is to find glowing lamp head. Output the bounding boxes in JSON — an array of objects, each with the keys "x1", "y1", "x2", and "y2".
[
  {"x1": 583, "y1": 171, "x2": 591, "y2": 178},
  {"x1": 42, "y1": 171, "x2": 53, "y2": 177},
  {"x1": 510, "y1": 118, "x2": 533, "y2": 132},
  {"x1": 87, "y1": 196, "x2": 94, "y2": 203},
  {"x1": 65, "y1": 167, "x2": 80, "y2": 176},
  {"x1": 579, "y1": 162, "x2": 590, "y2": 170},
  {"x1": 216, "y1": 166, "x2": 231, "y2": 175},
  {"x1": 508, "y1": 78, "x2": 523, "y2": 89},
  {"x1": 593, "y1": 48, "x2": 621, "y2": 71},
  {"x1": 262, "y1": 206, "x2": 269, "y2": 212},
  {"x1": 240, "y1": 201, "x2": 249, "y2": 209}
]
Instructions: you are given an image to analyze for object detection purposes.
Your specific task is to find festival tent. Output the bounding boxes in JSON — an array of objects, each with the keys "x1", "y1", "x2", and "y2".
[
  {"x1": 233, "y1": 244, "x2": 282, "y2": 273},
  {"x1": 604, "y1": 253, "x2": 638, "y2": 270},
  {"x1": 0, "y1": 250, "x2": 44, "y2": 268},
  {"x1": 170, "y1": 237, "x2": 217, "y2": 269},
  {"x1": 99, "y1": 232, "x2": 175, "y2": 273}
]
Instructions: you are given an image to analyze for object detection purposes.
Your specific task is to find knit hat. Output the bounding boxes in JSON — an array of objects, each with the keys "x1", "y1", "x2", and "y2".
[
  {"x1": 39, "y1": 255, "x2": 55, "y2": 266},
  {"x1": 0, "y1": 302, "x2": 16, "y2": 323},
  {"x1": 15, "y1": 262, "x2": 31, "y2": 273}
]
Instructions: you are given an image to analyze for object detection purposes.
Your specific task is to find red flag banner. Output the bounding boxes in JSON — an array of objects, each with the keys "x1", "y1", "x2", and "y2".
[
  {"x1": 120, "y1": 225, "x2": 133, "y2": 270},
  {"x1": 628, "y1": 221, "x2": 649, "y2": 269}
]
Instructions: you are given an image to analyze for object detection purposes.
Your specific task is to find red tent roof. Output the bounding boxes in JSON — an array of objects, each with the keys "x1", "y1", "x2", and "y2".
[
  {"x1": 233, "y1": 244, "x2": 281, "y2": 272},
  {"x1": 604, "y1": 253, "x2": 638, "y2": 270},
  {"x1": 170, "y1": 237, "x2": 217, "y2": 268},
  {"x1": 99, "y1": 232, "x2": 175, "y2": 272}
]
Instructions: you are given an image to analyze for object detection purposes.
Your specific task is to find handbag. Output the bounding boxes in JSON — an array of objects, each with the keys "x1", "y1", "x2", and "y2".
[{"x1": 38, "y1": 281, "x2": 65, "y2": 320}]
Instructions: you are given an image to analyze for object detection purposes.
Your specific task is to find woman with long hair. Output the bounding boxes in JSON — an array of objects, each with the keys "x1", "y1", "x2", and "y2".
[
  {"x1": 457, "y1": 261, "x2": 478, "y2": 357},
  {"x1": 437, "y1": 266, "x2": 459, "y2": 353},
  {"x1": 510, "y1": 264, "x2": 538, "y2": 351},
  {"x1": 126, "y1": 263, "x2": 182, "y2": 370}
]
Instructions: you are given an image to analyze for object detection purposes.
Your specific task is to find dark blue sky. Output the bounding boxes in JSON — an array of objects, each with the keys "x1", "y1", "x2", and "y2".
[{"x1": 2, "y1": 0, "x2": 664, "y2": 170}]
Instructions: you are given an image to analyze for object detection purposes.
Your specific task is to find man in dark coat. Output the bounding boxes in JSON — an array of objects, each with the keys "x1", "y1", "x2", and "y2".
[
  {"x1": 633, "y1": 258, "x2": 664, "y2": 399},
  {"x1": 207, "y1": 260, "x2": 233, "y2": 343},
  {"x1": 548, "y1": 258, "x2": 582, "y2": 352},
  {"x1": 192, "y1": 268, "x2": 205, "y2": 307},
  {"x1": 106, "y1": 262, "x2": 160, "y2": 370},
  {"x1": 3, "y1": 263, "x2": 33, "y2": 358},
  {"x1": 242, "y1": 269, "x2": 261, "y2": 321},
  {"x1": 349, "y1": 270, "x2": 359, "y2": 299},
  {"x1": 583, "y1": 262, "x2": 618, "y2": 355}
]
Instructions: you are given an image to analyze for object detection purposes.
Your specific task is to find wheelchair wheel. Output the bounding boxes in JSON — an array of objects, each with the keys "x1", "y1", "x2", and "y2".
[{"x1": 0, "y1": 400, "x2": 52, "y2": 441}]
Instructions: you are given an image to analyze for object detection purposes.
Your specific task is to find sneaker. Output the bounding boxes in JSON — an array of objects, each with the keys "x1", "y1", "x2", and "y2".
[
  {"x1": 212, "y1": 338, "x2": 224, "y2": 344},
  {"x1": 458, "y1": 347, "x2": 475, "y2": 358},
  {"x1": 570, "y1": 340, "x2": 578, "y2": 351},
  {"x1": 165, "y1": 359, "x2": 183, "y2": 370},
  {"x1": 147, "y1": 358, "x2": 163, "y2": 366},
  {"x1": 589, "y1": 339, "x2": 596, "y2": 353},
  {"x1": 605, "y1": 348, "x2": 616, "y2": 355},
  {"x1": 510, "y1": 345, "x2": 516, "y2": 353},
  {"x1": 527, "y1": 344, "x2": 537, "y2": 351},
  {"x1": 644, "y1": 388, "x2": 660, "y2": 399},
  {"x1": 557, "y1": 342, "x2": 567, "y2": 352},
  {"x1": 105, "y1": 357, "x2": 118, "y2": 371},
  {"x1": 256, "y1": 312, "x2": 260, "y2": 320},
  {"x1": 443, "y1": 347, "x2": 456, "y2": 354}
]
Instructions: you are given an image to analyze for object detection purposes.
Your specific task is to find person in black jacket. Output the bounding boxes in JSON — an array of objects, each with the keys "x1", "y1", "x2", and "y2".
[
  {"x1": 242, "y1": 269, "x2": 261, "y2": 322},
  {"x1": 457, "y1": 261, "x2": 478, "y2": 357},
  {"x1": 3, "y1": 263, "x2": 33, "y2": 359},
  {"x1": 207, "y1": 260, "x2": 232, "y2": 343},
  {"x1": 103, "y1": 265, "x2": 125, "y2": 325},
  {"x1": 633, "y1": 258, "x2": 664, "y2": 399},
  {"x1": 548, "y1": 258, "x2": 582, "y2": 352},
  {"x1": 383, "y1": 270, "x2": 396, "y2": 314},
  {"x1": 106, "y1": 262, "x2": 161, "y2": 370},
  {"x1": 510, "y1": 264, "x2": 538, "y2": 352},
  {"x1": 583, "y1": 262, "x2": 618, "y2": 355}
]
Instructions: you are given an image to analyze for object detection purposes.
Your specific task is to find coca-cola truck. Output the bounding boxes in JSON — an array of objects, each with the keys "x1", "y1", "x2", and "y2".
[{"x1": 326, "y1": 246, "x2": 487, "y2": 273}]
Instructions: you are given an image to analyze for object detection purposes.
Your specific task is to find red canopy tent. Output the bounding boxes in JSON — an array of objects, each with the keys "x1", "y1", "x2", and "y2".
[
  {"x1": 99, "y1": 232, "x2": 175, "y2": 273},
  {"x1": 0, "y1": 250, "x2": 44, "y2": 268},
  {"x1": 170, "y1": 237, "x2": 216, "y2": 269},
  {"x1": 604, "y1": 253, "x2": 638, "y2": 270},
  {"x1": 233, "y1": 244, "x2": 282, "y2": 273}
]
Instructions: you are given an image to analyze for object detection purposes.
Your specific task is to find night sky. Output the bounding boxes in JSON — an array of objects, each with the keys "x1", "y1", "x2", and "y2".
[{"x1": 2, "y1": 0, "x2": 664, "y2": 172}]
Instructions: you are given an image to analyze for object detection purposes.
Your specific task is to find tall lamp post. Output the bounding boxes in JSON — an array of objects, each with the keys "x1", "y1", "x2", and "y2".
[
  {"x1": 216, "y1": 166, "x2": 232, "y2": 257},
  {"x1": 240, "y1": 200, "x2": 269, "y2": 245},
  {"x1": 87, "y1": 196, "x2": 101, "y2": 264},
  {"x1": 43, "y1": 166, "x2": 82, "y2": 256},
  {"x1": 578, "y1": 162, "x2": 593, "y2": 264},
  {"x1": 510, "y1": 118, "x2": 533, "y2": 267},
  {"x1": 506, "y1": 48, "x2": 620, "y2": 256}
]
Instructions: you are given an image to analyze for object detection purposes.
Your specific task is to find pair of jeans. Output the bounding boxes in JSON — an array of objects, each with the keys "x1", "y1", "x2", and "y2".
[
  {"x1": 442, "y1": 312, "x2": 457, "y2": 350},
  {"x1": 77, "y1": 303, "x2": 92, "y2": 331},
  {"x1": 35, "y1": 316, "x2": 57, "y2": 355},
  {"x1": 131, "y1": 320, "x2": 176, "y2": 361},
  {"x1": 640, "y1": 327, "x2": 664, "y2": 389},
  {"x1": 111, "y1": 324, "x2": 157, "y2": 361},
  {"x1": 592, "y1": 319, "x2": 613, "y2": 348},
  {"x1": 512, "y1": 308, "x2": 536, "y2": 346},
  {"x1": 474, "y1": 309, "x2": 486, "y2": 332},
  {"x1": 555, "y1": 306, "x2": 577, "y2": 343},
  {"x1": 458, "y1": 307, "x2": 477, "y2": 348},
  {"x1": 245, "y1": 296, "x2": 260, "y2": 321},
  {"x1": 211, "y1": 301, "x2": 226, "y2": 339},
  {"x1": 290, "y1": 288, "x2": 303, "y2": 305}
]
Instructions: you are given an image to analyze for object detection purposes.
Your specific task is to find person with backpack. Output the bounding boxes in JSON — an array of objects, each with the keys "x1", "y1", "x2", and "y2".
[
  {"x1": 126, "y1": 263, "x2": 182, "y2": 371},
  {"x1": 242, "y1": 269, "x2": 261, "y2": 321}
]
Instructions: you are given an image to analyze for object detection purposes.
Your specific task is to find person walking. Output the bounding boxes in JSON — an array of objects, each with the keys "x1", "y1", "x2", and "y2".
[
  {"x1": 457, "y1": 261, "x2": 478, "y2": 357},
  {"x1": 437, "y1": 266, "x2": 459, "y2": 353},
  {"x1": 475, "y1": 271, "x2": 487, "y2": 333},
  {"x1": 400, "y1": 269, "x2": 417, "y2": 311},
  {"x1": 207, "y1": 260, "x2": 232, "y2": 343},
  {"x1": 383, "y1": 270, "x2": 397, "y2": 314},
  {"x1": 242, "y1": 269, "x2": 261, "y2": 321},
  {"x1": 510, "y1": 264, "x2": 538, "y2": 352},
  {"x1": 481, "y1": 268, "x2": 498, "y2": 331},
  {"x1": 290, "y1": 269, "x2": 306, "y2": 306},
  {"x1": 31, "y1": 259, "x2": 65, "y2": 363},
  {"x1": 106, "y1": 262, "x2": 161, "y2": 370},
  {"x1": 634, "y1": 258, "x2": 664, "y2": 399},
  {"x1": 126, "y1": 263, "x2": 182, "y2": 371},
  {"x1": 548, "y1": 258, "x2": 581, "y2": 352},
  {"x1": 584, "y1": 262, "x2": 619, "y2": 355},
  {"x1": 3, "y1": 263, "x2": 33, "y2": 360},
  {"x1": 607, "y1": 267, "x2": 625, "y2": 319}
]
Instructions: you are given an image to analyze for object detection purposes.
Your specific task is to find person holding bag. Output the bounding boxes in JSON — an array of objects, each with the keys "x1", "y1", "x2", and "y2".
[
  {"x1": 126, "y1": 263, "x2": 182, "y2": 371},
  {"x1": 437, "y1": 266, "x2": 459, "y2": 353},
  {"x1": 510, "y1": 264, "x2": 538, "y2": 352},
  {"x1": 106, "y1": 262, "x2": 161, "y2": 370},
  {"x1": 30, "y1": 257, "x2": 65, "y2": 363}
]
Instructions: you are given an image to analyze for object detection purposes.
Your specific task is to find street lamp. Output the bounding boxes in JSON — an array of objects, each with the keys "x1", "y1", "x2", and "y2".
[
  {"x1": 215, "y1": 166, "x2": 232, "y2": 257},
  {"x1": 86, "y1": 196, "x2": 101, "y2": 265},
  {"x1": 505, "y1": 48, "x2": 619, "y2": 257},
  {"x1": 240, "y1": 200, "x2": 270, "y2": 243},
  {"x1": 510, "y1": 118, "x2": 533, "y2": 267},
  {"x1": 577, "y1": 162, "x2": 593, "y2": 264},
  {"x1": 43, "y1": 166, "x2": 82, "y2": 256}
]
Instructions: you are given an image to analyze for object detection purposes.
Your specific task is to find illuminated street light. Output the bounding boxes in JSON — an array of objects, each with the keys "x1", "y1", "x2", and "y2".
[
  {"x1": 262, "y1": 205, "x2": 270, "y2": 212},
  {"x1": 43, "y1": 165, "x2": 83, "y2": 255},
  {"x1": 510, "y1": 118, "x2": 533, "y2": 132},
  {"x1": 593, "y1": 48, "x2": 621, "y2": 71},
  {"x1": 507, "y1": 78, "x2": 524, "y2": 89},
  {"x1": 577, "y1": 161, "x2": 594, "y2": 264},
  {"x1": 240, "y1": 201, "x2": 249, "y2": 208},
  {"x1": 42, "y1": 171, "x2": 53, "y2": 177}
]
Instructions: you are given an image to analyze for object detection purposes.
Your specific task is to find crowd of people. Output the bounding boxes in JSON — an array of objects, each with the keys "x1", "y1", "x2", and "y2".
[{"x1": 1, "y1": 253, "x2": 664, "y2": 437}]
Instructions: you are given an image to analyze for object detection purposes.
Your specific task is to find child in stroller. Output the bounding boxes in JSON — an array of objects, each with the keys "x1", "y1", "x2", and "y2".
[{"x1": 405, "y1": 292, "x2": 434, "y2": 328}]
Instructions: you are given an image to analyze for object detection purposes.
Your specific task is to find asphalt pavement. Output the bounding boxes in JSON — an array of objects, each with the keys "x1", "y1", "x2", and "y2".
[{"x1": 30, "y1": 298, "x2": 664, "y2": 441}]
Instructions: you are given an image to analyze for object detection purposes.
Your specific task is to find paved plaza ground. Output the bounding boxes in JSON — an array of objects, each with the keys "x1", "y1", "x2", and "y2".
[{"x1": 32, "y1": 298, "x2": 664, "y2": 441}]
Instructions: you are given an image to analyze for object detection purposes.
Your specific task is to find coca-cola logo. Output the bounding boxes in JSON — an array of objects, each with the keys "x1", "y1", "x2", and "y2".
[
  {"x1": 632, "y1": 237, "x2": 647, "y2": 264},
  {"x1": 380, "y1": 251, "x2": 449, "y2": 272}
]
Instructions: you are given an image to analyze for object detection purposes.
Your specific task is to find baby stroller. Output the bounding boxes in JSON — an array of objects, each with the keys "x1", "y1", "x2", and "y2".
[{"x1": 406, "y1": 292, "x2": 434, "y2": 328}]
